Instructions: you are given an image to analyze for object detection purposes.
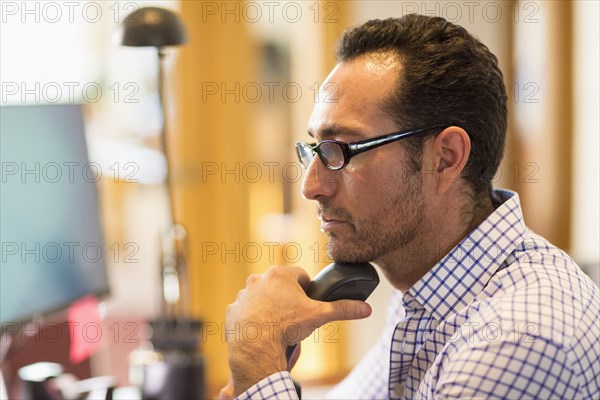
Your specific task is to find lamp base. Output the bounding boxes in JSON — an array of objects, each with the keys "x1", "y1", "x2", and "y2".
[
  {"x1": 149, "y1": 318, "x2": 202, "y2": 353},
  {"x1": 142, "y1": 353, "x2": 205, "y2": 400}
]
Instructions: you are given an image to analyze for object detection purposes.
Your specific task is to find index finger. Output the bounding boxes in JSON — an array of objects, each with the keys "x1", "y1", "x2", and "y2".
[
  {"x1": 288, "y1": 265, "x2": 311, "y2": 289},
  {"x1": 267, "y1": 265, "x2": 311, "y2": 289}
]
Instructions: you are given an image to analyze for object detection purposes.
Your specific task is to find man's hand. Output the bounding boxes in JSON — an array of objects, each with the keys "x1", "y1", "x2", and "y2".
[
  {"x1": 218, "y1": 344, "x2": 301, "y2": 400},
  {"x1": 217, "y1": 375, "x2": 235, "y2": 400},
  {"x1": 225, "y1": 265, "x2": 372, "y2": 396}
]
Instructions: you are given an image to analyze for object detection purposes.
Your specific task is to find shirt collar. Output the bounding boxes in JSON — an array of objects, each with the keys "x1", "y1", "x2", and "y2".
[{"x1": 403, "y1": 189, "x2": 527, "y2": 321}]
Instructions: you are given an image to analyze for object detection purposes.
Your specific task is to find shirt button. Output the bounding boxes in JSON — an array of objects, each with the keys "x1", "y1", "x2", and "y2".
[{"x1": 392, "y1": 383, "x2": 405, "y2": 398}]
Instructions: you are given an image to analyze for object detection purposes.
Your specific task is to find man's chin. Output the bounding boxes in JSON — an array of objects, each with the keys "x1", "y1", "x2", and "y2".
[{"x1": 326, "y1": 239, "x2": 374, "y2": 264}]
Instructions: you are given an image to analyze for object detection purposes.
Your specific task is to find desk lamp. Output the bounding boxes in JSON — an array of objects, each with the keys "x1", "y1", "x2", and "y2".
[
  {"x1": 120, "y1": 8, "x2": 204, "y2": 399},
  {"x1": 120, "y1": 6, "x2": 190, "y2": 321}
]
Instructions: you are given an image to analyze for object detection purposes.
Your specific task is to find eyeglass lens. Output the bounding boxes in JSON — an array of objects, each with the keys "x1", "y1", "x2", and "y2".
[
  {"x1": 318, "y1": 142, "x2": 344, "y2": 169},
  {"x1": 297, "y1": 143, "x2": 312, "y2": 168}
]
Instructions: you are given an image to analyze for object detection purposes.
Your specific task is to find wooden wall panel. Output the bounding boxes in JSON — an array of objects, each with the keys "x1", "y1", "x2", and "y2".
[
  {"x1": 512, "y1": 1, "x2": 573, "y2": 249},
  {"x1": 172, "y1": 2, "x2": 256, "y2": 393}
]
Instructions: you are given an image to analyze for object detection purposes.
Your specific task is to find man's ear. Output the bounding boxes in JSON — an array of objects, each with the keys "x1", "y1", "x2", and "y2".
[{"x1": 430, "y1": 126, "x2": 471, "y2": 195}]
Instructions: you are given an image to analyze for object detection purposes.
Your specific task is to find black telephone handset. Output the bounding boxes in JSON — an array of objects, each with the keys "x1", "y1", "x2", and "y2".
[{"x1": 285, "y1": 262, "x2": 380, "y2": 361}]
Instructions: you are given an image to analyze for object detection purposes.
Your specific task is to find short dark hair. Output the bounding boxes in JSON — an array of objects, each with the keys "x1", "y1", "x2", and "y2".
[{"x1": 336, "y1": 14, "x2": 507, "y2": 196}]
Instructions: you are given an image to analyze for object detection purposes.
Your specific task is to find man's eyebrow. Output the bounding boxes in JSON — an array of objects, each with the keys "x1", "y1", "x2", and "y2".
[{"x1": 307, "y1": 126, "x2": 363, "y2": 140}]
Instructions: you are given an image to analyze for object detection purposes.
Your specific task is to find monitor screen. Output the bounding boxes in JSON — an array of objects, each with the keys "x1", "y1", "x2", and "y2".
[{"x1": 1, "y1": 104, "x2": 109, "y2": 326}]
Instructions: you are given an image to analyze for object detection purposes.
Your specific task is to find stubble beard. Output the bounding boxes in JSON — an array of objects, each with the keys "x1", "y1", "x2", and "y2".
[{"x1": 323, "y1": 172, "x2": 425, "y2": 263}]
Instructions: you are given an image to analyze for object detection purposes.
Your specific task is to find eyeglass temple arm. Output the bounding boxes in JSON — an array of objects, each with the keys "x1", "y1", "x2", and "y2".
[{"x1": 347, "y1": 127, "x2": 444, "y2": 156}]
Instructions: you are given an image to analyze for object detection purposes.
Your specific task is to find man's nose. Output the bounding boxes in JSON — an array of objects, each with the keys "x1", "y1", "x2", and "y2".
[{"x1": 301, "y1": 156, "x2": 338, "y2": 200}]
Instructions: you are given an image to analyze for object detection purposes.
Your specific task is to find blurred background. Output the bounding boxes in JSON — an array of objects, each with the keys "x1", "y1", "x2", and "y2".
[{"x1": 1, "y1": 0, "x2": 598, "y2": 398}]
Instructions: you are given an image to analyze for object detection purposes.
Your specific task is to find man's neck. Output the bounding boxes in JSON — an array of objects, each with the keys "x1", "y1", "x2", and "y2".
[{"x1": 376, "y1": 194, "x2": 495, "y2": 292}]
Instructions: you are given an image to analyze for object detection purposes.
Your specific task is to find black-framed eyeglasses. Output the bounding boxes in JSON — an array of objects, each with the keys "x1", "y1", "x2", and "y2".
[{"x1": 295, "y1": 126, "x2": 445, "y2": 171}]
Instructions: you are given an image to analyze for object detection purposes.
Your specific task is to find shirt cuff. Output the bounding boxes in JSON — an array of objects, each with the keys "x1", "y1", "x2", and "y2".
[{"x1": 236, "y1": 371, "x2": 298, "y2": 400}]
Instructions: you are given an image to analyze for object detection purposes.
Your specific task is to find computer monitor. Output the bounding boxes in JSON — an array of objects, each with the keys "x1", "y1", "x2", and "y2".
[{"x1": 0, "y1": 104, "x2": 110, "y2": 328}]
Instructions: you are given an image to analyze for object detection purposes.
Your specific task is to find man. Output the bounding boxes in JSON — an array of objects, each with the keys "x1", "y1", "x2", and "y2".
[{"x1": 223, "y1": 14, "x2": 600, "y2": 399}]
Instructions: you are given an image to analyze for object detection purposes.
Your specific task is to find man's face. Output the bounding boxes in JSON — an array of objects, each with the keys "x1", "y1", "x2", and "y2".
[{"x1": 301, "y1": 54, "x2": 426, "y2": 264}]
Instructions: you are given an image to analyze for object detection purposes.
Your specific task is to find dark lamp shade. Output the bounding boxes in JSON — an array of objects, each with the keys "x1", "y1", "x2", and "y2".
[{"x1": 121, "y1": 7, "x2": 187, "y2": 47}]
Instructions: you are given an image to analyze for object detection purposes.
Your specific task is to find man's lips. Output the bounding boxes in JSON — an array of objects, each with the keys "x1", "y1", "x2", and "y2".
[{"x1": 319, "y1": 215, "x2": 348, "y2": 232}]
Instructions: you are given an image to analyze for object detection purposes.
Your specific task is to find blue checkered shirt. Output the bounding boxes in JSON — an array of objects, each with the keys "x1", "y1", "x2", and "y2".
[{"x1": 237, "y1": 189, "x2": 600, "y2": 399}]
